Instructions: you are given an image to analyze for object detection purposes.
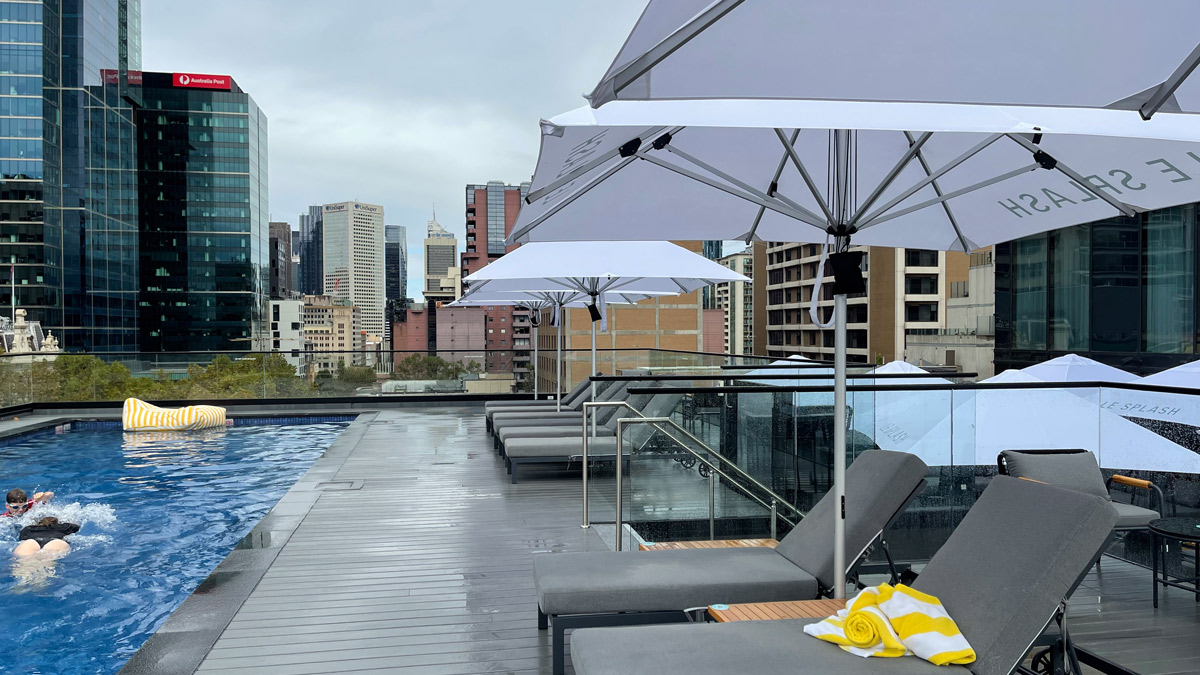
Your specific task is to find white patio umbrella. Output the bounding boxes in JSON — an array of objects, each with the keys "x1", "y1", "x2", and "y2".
[
  {"x1": 1141, "y1": 360, "x2": 1200, "y2": 387},
  {"x1": 452, "y1": 287, "x2": 661, "y2": 410},
  {"x1": 462, "y1": 240, "x2": 748, "y2": 409},
  {"x1": 1021, "y1": 354, "x2": 1140, "y2": 384},
  {"x1": 507, "y1": 0, "x2": 1200, "y2": 596}
]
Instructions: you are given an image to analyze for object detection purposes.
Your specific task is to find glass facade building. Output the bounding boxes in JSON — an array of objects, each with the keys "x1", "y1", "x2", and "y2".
[
  {"x1": 297, "y1": 204, "x2": 322, "y2": 296},
  {"x1": 385, "y1": 224, "x2": 406, "y2": 304},
  {"x1": 135, "y1": 71, "x2": 268, "y2": 352},
  {"x1": 995, "y1": 204, "x2": 1198, "y2": 374},
  {"x1": 1, "y1": 0, "x2": 141, "y2": 350}
]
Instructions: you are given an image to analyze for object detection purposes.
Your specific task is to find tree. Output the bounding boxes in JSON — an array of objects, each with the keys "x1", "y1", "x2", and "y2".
[
  {"x1": 339, "y1": 365, "x2": 377, "y2": 385},
  {"x1": 392, "y1": 354, "x2": 468, "y2": 380}
]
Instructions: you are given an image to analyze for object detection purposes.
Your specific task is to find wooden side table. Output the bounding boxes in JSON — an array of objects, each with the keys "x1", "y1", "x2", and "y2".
[
  {"x1": 638, "y1": 538, "x2": 779, "y2": 551},
  {"x1": 708, "y1": 598, "x2": 844, "y2": 622}
]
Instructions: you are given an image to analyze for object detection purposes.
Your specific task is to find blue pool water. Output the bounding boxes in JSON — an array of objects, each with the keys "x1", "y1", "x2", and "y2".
[{"x1": 0, "y1": 421, "x2": 348, "y2": 674}]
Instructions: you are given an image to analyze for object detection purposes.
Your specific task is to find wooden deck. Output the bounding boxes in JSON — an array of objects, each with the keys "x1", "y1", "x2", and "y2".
[{"x1": 178, "y1": 407, "x2": 1200, "y2": 674}]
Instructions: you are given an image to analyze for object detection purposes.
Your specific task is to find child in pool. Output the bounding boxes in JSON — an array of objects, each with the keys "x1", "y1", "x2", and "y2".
[
  {"x1": 3, "y1": 488, "x2": 54, "y2": 518},
  {"x1": 14, "y1": 516, "x2": 78, "y2": 557}
]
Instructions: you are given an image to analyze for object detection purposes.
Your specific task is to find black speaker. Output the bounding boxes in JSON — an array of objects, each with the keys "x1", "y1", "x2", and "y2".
[
  {"x1": 828, "y1": 250, "x2": 866, "y2": 295},
  {"x1": 587, "y1": 303, "x2": 603, "y2": 322}
]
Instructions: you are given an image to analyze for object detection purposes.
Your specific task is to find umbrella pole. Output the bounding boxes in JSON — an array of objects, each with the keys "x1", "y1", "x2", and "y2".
[
  {"x1": 556, "y1": 304, "x2": 563, "y2": 412},
  {"x1": 533, "y1": 321, "x2": 539, "y2": 398},
  {"x1": 591, "y1": 319, "x2": 597, "y2": 437},
  {"x1": 832, "y1": 292, "x2": 848, "y2": 599}
]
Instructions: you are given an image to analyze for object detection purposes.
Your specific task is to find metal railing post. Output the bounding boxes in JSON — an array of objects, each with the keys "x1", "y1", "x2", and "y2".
[
  {"x1": 615, "y1": 417, "x2": 626, "y2": 551},
  {"x1": 770, "y1": 500, "x2": 778, "y2": 540},
  {"x1": 708, "y1": 468, "x2": 716, "y2": 540},
  {"x1": 581, "y1": 402, "x2": 591, "y2": 529}
]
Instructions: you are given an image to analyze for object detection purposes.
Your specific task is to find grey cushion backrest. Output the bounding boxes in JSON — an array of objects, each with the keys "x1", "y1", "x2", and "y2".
[
  {"x1": 602, "y1": 382, "x2": 662, "y2": 431},
  {"x1": 561, "y1": 376, "x2": 597, "y2": 409},
  {"x1": 913, "y1": 476, "x2": 1116, "y2": 675},
  {"x1": 999, "y1": 449, "x2": 1111, "y2": 501},
  {"x1": 627, "y1": 389, "x2": 687, "y2": 447},
  {"x1": 774, "y1": 449, "x2": 928, "y2": 590},
  {"x1": 593, "y1": 381, "x2": 634, "y2": 425}
]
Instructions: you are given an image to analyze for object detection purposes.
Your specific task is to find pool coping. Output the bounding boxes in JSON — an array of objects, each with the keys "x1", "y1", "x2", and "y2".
[{"x1": 115, "y1": 411, "x2": 378, "y2": 675}]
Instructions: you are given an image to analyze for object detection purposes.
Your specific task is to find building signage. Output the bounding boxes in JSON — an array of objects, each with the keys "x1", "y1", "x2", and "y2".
[
  {"x1": 172, "y1": 72, "x2": 231, "y2": 90},
  {"x1": 324, "y1": 204, "x2": 347, "y2": 213},
  {"x1": 353, "y1": 204, "x2": 380, "y2": 214}
]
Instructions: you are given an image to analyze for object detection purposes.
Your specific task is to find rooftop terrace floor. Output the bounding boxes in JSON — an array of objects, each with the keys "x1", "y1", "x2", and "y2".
[{"x1": 128, "y1": 407, "x2": 1200, "y2": 674}]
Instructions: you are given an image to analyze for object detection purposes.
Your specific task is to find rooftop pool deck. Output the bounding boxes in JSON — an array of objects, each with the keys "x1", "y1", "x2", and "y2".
[{"x1": 94, "y1": 406, "x2": 1200, "y2": 675}]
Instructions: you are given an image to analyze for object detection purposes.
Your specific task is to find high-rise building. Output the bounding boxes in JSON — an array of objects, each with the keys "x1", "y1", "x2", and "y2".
[
  {"x1": 298, "y1": 205, "x2": 323, "y2": 295},
  {"x1": 1, "y1": 0, "x2": 142, "y2": 350},
  {"x1": 763, "y1": 245, "x2": 967, "y2": 364},
  {"x1": 322, "y1": 201, "x2": 384, "y2": 339},
  {"x1": 715, "y1": 248, "x2": 756, "y2": 355},
  {"x1": 269, "y1": 221, "x2": 292, "y2": 299},
  {"x1": 701, "y1": 240, "x2": 723, "y2": 310},
  {"x1": 424, "y1": 215, "x2": 457, "y2": 300},
  {"x1": 135, "y1": 71, "x2": 268, "y2": 352},
  {"x1": 385, "y1": 224, "x2": 407, "y2": 304},
  {"x1": 302, "y1": 294, "x2": 361, "y2": 372},
  {"x1": 461, "y1": 181, "x2": 533, "y2": 384}
]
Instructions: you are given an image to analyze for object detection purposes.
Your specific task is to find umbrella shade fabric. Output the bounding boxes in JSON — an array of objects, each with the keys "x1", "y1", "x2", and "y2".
[
  {"x1": 511, "y1": 109, "x2": 1200, "y2": 250},
  {"x1": 1140, "y1": 360, "x2": 1200, "y2": 387},
  {"x1": 450, "y1": 288, "x2": 659, "y2": 309},
  {"x1": 462, "y1": 241, "x2": 747, "y2": 295},
  {"x1": 588, "y1": 0, "x2": 1200, "y2": 116},
  {"x1": 1020, "y1": 354, "x2": 1140, "y2": 384},
  {"x1": 983, "y1": 369, "x2": 1045, "y2": 385}
]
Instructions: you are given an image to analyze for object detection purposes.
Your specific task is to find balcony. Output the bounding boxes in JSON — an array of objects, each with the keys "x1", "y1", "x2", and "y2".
[{"x1": 3, "y1": 347, "x2": 1196, "y2": 675}]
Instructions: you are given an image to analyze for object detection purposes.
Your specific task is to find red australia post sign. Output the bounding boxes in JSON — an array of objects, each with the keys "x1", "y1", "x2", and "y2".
[{"x1": 173, "y1": 73, "x2": 231, "y2": 90}]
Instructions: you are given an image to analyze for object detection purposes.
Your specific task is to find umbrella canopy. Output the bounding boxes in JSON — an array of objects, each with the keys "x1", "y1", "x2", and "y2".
[
  {"x1": 1141, "y1": 360, "x2": 1200, "y2": 387},
  {"x1": 982, "y1": 369, "x2": 1044, "y2": 385},
  {"x1": 1021, "y1": 354, "x2": 1140, "y2": 384},
  {"x1": 509, "y1": 0, "x2": 1200, "y2": 597}
]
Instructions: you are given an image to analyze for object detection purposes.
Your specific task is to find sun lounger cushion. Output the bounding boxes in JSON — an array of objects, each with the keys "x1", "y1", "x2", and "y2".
[
  {"x1": 1111, "y1": 501, "x2": 1159, "y2": 528},
  {"x1": 774, "y1": 450, "x2": 929, "y2": 591},
  {"x1": 498, "y1": 425, "x2": 612, "y2": 444},
  {"x1": 571, "y1": 619, "x2": 958, "y2": 675},
  {"x1": 534, "y1": 548, "x2": 819, "y2": 616},
  {"x1": 911, "y1": 476, "x2": 1116, "y2": 675},
  {"x1": 506, "y1": 435, "x2": 615, "y2": 459},
  {"x1": 997, "y1": 449, "x2": 1111, "y2": 500}
]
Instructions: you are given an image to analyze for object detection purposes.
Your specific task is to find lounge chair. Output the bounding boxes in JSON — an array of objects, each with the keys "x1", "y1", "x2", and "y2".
[
  {"x1": 506, "y1": 385, "x2": 684, "y2": 483},
  {"x1": 997, "y1": 449, "x2": 1163, "y2": 531},
  {"x1": 569, "y1": 475, "x2": 1117, "y2": 675},
  {"x1": 490, "y1": 381, "x2": 629, "y2": 440},
  {"x1": 484, "y1": 377, "x2": 594, "y2": 430},
  {"x1": 533, "y1": 449, "x2": 929, "y2": 673},
  {"x1": 494, "y1": 381, "x2": 637, "y2": 449}
]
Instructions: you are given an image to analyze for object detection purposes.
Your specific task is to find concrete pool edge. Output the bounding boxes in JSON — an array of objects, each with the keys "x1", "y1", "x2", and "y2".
[{"x1": 116, "y1": 412, "x2": 377, "y2": 675}]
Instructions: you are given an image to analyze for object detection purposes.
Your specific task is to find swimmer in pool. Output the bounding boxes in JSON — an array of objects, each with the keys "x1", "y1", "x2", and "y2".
[
  {"x1": 13, "y1": 516, "x2": 78, "y2": 557},
  {"x1": 3, "y1": 488, "x2": 54, "y2": 518}
]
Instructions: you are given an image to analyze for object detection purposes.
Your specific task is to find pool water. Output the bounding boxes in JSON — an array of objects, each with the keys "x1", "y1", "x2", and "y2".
[{"x1": 0, "y1": 421, "x2": 348, "y2": 675}]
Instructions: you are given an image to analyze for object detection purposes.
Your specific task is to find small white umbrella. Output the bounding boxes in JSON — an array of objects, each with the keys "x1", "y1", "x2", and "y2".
[
  {"x1": 507, "y1": 1, "x2": 1200, "y2": 597},
  {"x1": 1021, "y1": 354, "x2": 1140, "y2": 384},
  {"x1": 1139, "y1": 360, "x2": 1200, "y2": 387},
  {"x1": 452, "y1": 288, "x2": 659, "y2": 409}
]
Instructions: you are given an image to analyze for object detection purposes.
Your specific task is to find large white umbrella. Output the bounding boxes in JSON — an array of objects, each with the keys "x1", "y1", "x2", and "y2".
[
  {"x1": 452, "y1": 288, "x2": 661, "y2": 409},
  {"x1": 462, "y1": 240, "x2": 748, "y2": 409},
  {"x1": 1141, "y1": 360, "x2": 1200, "y2": 387},
  {"x1": 507, "y1": 1, "x2": 1200, "y2": 596}
]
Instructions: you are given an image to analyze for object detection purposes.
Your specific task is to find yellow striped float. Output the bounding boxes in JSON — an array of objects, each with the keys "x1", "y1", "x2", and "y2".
[{"x1": 122, "y1": 398, "x2": 227, "y2": 432}]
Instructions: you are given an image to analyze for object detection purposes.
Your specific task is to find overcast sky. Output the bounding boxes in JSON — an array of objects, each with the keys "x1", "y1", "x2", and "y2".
[{"x1": 142, "y1": 1, "x2": 649, "y2": 300}]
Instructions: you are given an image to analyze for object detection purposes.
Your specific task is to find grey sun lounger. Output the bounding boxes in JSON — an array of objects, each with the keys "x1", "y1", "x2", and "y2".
[
  {"x1": 484, "y1": 377, "x2": 594, "y2": 430},
  {"x1": 504, "y1": 386, "x2": 682, "y2": 482},
  {"x1": 494, "y1": 381, "x2": 635, "y2": 447},
  {"x1": 489, "y1": 381, "x2": 628, "y2": 438},
  {"x1": 568, "y1": 475, "x2": 1117, "y2": 675},
  {"x1": 533, "y1": 449, "x2": 929, "y2": 673}
]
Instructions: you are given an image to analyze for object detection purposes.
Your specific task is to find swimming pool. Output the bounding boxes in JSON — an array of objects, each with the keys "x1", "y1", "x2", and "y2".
[{"x1": 0, "y1": 420, "x2": 349, "y2": 675}]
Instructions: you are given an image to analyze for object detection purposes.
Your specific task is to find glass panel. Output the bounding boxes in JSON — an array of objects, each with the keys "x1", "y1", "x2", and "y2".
[
  {"x1": 1091, "y1": 216, "x2": 1141, "y2": 352},
  {"x1": 1049, "y1": 225, "x2": 1090, "y2": 351},
  {"x1": 1143, "y1": 205, "x2": 1195, "y2": 353},
  {"x1": 1014, "y1": 235, "x2": 1047, "y2": 349}
]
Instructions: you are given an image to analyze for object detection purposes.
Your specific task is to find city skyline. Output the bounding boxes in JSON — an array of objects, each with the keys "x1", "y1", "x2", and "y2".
[{"x1": 141, "y1": 1, "x2": 649, "y2": 301}]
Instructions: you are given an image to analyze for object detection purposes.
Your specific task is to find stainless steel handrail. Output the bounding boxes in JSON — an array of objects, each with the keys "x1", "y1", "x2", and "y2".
[{"x1": 611, "y1": 415, "x2": 802, "y2": 551}]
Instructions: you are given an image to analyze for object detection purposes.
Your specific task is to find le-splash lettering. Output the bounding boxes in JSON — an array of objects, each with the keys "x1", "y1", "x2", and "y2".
[{"x1": 1100, "y1": 401, "x2": 1183, "y2": 417}]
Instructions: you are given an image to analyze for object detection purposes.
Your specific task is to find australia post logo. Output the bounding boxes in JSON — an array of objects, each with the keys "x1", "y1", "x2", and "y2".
[{"x1": 173, "y1": 73, "x2": 231, "y2": 90}]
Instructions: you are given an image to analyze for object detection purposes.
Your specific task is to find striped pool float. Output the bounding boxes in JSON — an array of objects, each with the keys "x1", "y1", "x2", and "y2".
[{"x1": 122, "y1": 398, "x2": 227, "y2": 432}]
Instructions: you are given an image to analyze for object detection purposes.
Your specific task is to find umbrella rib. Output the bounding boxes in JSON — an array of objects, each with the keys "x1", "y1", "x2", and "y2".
[
  {"x1": 773, "y1": 128, "x2": 835, "y2": 225},
  {"x1": 745, "y1": 128, "x2": 801, "y2": 243},
  {"x1": 1004, "y1": 134, "x2": 1138, "y2": 218},
  {"x1": 847, "y1": 131, "x2": 932, "y2": 227},
  {"x1": 509, "y1": 155, "x2": 638, "y2": 243},
  {"x1": 669, "y1": 277, "x2": 690, "y2": 294},
  {"x1": 864, "y1": 163, "x2": 1040, "y2": 228},
  {"x1": 635, "y1": 151, "x2": 826, "y2": 230},
  {"x1": 857, "y1": 134, "x2": 1003, "y2": 229},
  {"x1": 1140, "y1": 41, "x2": 1200, "y2": 120},
  {"x1": 662, "y1": 144, "x2": 825, "y2": 228},
  {"x1": 904, "y1": 130, "x2": 972, "y2": 253},
  {"x1": 524, "y1": 126, "x2": 673, "y2": 204},
  {"x1": 593, "y1": 0, "x2": 747, "y2": 105}
]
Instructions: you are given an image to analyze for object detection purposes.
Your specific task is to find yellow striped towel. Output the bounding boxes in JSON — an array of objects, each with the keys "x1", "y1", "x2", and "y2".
[{"x1": 803, "y1": 584, "x2": 976, "y2": 666}]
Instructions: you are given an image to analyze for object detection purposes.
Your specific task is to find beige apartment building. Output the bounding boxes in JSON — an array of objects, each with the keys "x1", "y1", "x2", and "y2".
[
  {"x1": 763, "y1": 244, "x2": 967, "y2": 364},
  {"x1": 714, "y1": 247, "x2": 761, "y2": 356},
  {"x1": 303, "y1": 294, "x2": 363, "y2": 372},
  {"x1": 904, "y1": 248, "x2": 996, "y2": 378}
]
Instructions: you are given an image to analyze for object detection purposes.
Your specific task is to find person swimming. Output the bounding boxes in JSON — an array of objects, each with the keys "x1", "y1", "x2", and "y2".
[
  {"x1": 14, "y1": 516, "x2": 78, "y2": 557},
  {"x1": 4, "y1": 488, "x2": 54, "y2": 518}
]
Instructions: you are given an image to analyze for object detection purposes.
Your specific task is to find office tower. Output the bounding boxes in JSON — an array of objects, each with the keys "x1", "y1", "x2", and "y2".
[
  {"x1": 424, "y1": 216, "x2": 457, "y2": 301},
  {"x1": 135, "y1": 71, "x2": 268, "y2": 352},
  {"x1": 269, "y1": 221, "x2": 292, "y2": 299},
  {"x1": 385, "y1": 224, "x2": 407, "y2": 305},
  {"x1": 298, "y1": 205, "x2": 323, "y2": 295},
  {"x1": 0, "y1": 0, "x2": 142, "y2": 350},
  {"x1": 322, "y1": 201, "x2": 384, "y2": 338},
  {"x1": 701, "y1": 240, "x2": 723, "y2": 310},
  {"x1": 763, "y1": 244, "x2": 967, "y2": 364},
  {"x1": 715, "y1": 248, "x2": 756, "y2": 355},
  {"x1": 462, "y1": 181, "x2": 532, "y2": 382}
]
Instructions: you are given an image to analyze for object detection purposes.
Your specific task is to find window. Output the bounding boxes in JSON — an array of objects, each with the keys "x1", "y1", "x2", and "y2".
[
  {"x1": 1049, "y1": 226, "x2": 1090, "y2": 351},
  {"x1": 904, "y1": 275, "x2": 938, "y2": 295},
  {"x1": 905, "y1": 249, "x2": 939, "y2": 267},
  {"x1": 1143, "y1": 206, "x2": 1195, "y2": 353},
  {"x1": 906, "y1": 302, "x2": 939, "y2": 322}
]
